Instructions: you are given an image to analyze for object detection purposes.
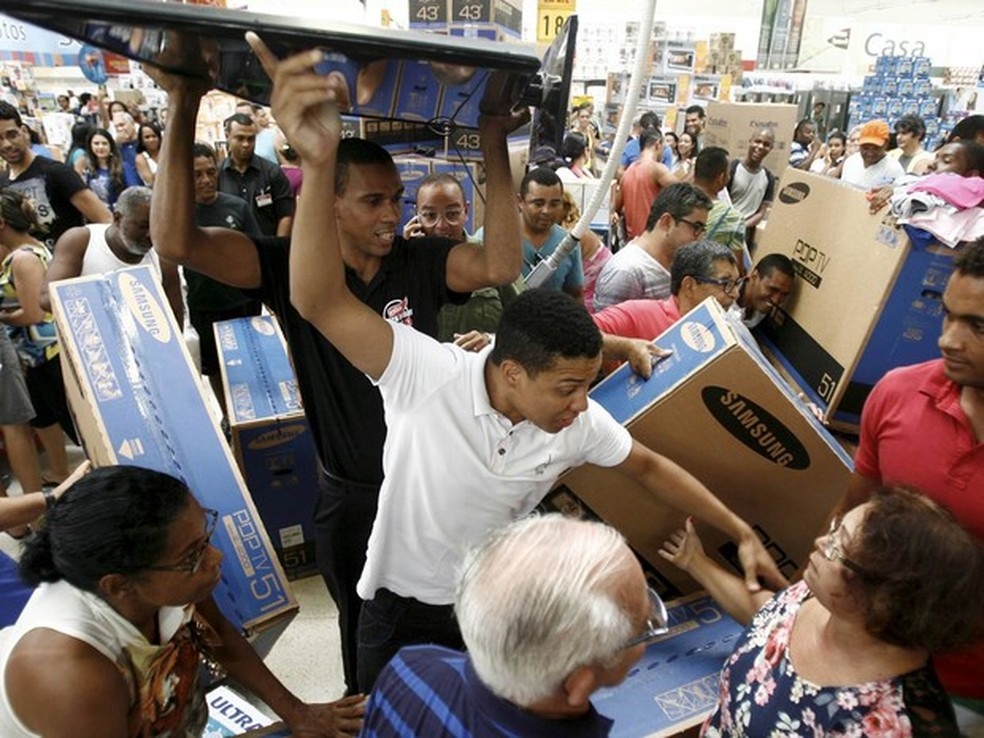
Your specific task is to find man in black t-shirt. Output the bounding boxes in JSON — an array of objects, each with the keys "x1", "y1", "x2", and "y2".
[
  {"x1": 148, "y1": 47, "x2": 525, "y2": 697},
  {"x1": 0, "y1": 102, "x2": 111, "y2": 248},
  {"x1": 190, "y1": 142, "x2": 263, "y2": 417}
]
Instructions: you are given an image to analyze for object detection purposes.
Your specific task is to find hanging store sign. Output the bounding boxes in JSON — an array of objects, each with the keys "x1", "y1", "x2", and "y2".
[{"x1": 537, "y1": 0, "x2": 575, "y2": 44}]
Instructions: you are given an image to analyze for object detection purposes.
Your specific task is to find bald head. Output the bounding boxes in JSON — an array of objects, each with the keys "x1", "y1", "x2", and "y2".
[{"x1": 746, "y1": 129, "x2": 775, "y2": 167}]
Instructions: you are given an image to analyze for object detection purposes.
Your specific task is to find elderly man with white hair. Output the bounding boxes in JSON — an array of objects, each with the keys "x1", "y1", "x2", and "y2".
[{"x1": 359, "y1": 514, "x2": 665, "y2": 736}]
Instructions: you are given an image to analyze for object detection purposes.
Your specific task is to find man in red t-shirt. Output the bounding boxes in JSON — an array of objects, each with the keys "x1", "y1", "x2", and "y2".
[
  {"x1": 614, "y1": 130, "x2": 679, "y2": 241},
  {"x1": 841, "y1": 238, "x2": 984, "y2": 703}
]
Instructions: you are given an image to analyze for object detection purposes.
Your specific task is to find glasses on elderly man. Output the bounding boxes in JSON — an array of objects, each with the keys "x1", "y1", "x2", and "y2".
[
  {"x1": 820, "y1": 516, "x2": 868, "y2": 575},
  {"x1": 623, "y1": 587, "x2": 670, "y2": 649},
  {"x1": 418, "y1": 209, "x2": 464, "y2": 228},
  {"x1": 694, "y1": 275, "x2": 746, "y2": 295}
]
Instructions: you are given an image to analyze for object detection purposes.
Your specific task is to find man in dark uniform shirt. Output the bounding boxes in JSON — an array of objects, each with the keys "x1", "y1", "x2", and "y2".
[{"x1": 218, "y1": 113, "x2": 295, "y2": 237}]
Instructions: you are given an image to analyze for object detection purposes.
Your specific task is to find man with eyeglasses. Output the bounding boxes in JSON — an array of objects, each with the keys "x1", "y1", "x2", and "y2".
[
  {"x1": 593, "y1": 240, "x2": 741, "y2": 351},
  {"x1": 593, "y1": 183, "x2": 712, "y2": 312},
  {"x1": 403, "y1": 173, "x2": 521, "y2": 347},
  {"x1": 0, "y1": 102, "x2": 111, "y2": 249},
  {"x1": 838, "y1": 238, "x2": 984, "y2": 711},
  {"x1": 362, "y1": 515, "x2": 668, "y2": 736}
]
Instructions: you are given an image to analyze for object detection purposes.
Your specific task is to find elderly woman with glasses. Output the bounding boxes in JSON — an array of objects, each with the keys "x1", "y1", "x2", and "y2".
[
  {"x1": 0, "y1": 465, "x2": 364, "y2": 737},
  {"x1": 660, "y1": 486, "x2": 984, "y2": 737}
]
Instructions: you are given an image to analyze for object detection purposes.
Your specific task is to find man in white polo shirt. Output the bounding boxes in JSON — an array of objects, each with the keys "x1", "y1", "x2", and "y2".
[{"x1": 263, "y1": 42, "x2": 788, "y2": 693}]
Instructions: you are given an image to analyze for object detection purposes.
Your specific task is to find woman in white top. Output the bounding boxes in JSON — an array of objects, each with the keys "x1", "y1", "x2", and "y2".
[
  {"x1": 135, "y1": 122, "x2": 162, "y2": 187},
  {"x1": 555, "y1": 131, "x2": 597, "y2": 182},
  {"x1": 0, "y1": 465, "x2": 364, "y2": 738},
  {"x1": 663, "y1": 131, "x2": 680, "y2": 170},
  {"x1": 673, "y1": 131, "x2": 698, "y2": 181}
]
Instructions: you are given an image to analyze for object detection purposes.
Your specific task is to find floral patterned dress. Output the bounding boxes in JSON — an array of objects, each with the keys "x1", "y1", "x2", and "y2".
[{"x1": 702, "y1": 581, "x2": 958, "y2": 738}]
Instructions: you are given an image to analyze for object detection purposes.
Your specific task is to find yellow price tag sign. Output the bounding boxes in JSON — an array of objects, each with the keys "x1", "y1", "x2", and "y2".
[{"x1": 537, "y1": 0, "x2": 575, "y2": 43}]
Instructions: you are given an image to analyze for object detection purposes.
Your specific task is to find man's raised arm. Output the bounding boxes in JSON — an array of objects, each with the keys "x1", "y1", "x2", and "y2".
[
  {"x1": 246, "y1": 35, "x2": 394, "y2": 381},
  {"x1": 444, "y1": 77, "x2": 528, "y2": 294},
  {"x1": 144, "y1": 51, "x2": 260, "y2": 289}
]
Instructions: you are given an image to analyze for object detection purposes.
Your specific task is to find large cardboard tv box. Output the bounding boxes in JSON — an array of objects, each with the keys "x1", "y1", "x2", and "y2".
[
  {"x1": 554, "y1": 299, "x2": 852, "y2": 600},
  {"x1": 51, "y1": 267, "x2": 297, "y2": 656},
  {"x1": 755, "y1": 169, "x2": 960, "y2": 431},
  {"x1": 216, "y1": 315, "x2": 319, "y2": 581},
  {"x1": 703, "y1": 101, "x2": 799, "y2": 176}
]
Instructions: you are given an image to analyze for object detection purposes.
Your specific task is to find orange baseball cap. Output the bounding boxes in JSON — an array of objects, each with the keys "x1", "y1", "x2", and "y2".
[{"x1": 859, "y1": 120, "x2": 890, "y2": 146}]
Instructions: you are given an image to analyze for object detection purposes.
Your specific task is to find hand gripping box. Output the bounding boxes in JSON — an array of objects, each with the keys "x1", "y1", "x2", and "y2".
[
  {"x1": 703, "y1": 101, "x2": 799, "y2": 177},
  {"x1": 553, "y1": 298, "x2": 852, "y2": 600},
  {"x1": 216, "y1": 315, "x2": 319, "y2": 580},
  {"x1": 755, "y1": 169, "x2": 961, "y2": 431},
  {"x1": 50, "y1": 266, "x2": 297, "y2": 656}
]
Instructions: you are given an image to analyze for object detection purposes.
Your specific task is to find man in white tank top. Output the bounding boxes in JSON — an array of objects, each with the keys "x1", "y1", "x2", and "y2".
[{"x1": 39, "y1": 186, "x2": 183, "y2": 324}]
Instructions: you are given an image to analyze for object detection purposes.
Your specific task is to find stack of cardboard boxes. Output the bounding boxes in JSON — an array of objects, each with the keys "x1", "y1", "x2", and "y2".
[
  {"x1": 847, "y1": 55, "x2": 942, "y2": 148},
  {"x1": 216, "y1": 315, "x2": 320, "y2": 581},
  {"x1": 702, "y1": 32, "x2": 743, "y2": 82},
  {"x1": 407, "y1": 0, "x2": 522, "y2": 42},
  {"x1": 703, "y1": 100, "x2": 799, "y2": 176}
]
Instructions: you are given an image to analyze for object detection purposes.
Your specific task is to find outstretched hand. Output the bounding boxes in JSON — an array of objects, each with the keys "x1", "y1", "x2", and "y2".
[
  {"x1": 51, "y1": 460, "x2": 92, "y2": 503},
  {"x1": 659, "y1": 517, "x2": 705, "y2": 573},
  {"x1": 736, "y1": 528, "x2": 788, "y2": 593},
  {"x1": 245, "y1": 33, "x2": 346, "y2": 168},
  {"x1": 286, "y1": 694, "x2": 366, "y2": 737},
  {"x1": 478, "y1": 70, "x2": 531, "y2": 136}
]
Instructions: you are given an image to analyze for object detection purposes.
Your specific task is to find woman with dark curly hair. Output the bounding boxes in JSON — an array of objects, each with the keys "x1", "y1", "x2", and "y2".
[
  {"x1": 661, "y1": 486, "x2": 984, "y2": 737},
  {"x1": 0, "y1": 465, "x2": 365, "y2": 737}
]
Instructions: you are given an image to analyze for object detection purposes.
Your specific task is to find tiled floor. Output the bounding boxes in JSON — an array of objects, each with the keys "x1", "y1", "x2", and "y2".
[{"x1": 262, "y1": 573, "x2": 347, "y2": 703}]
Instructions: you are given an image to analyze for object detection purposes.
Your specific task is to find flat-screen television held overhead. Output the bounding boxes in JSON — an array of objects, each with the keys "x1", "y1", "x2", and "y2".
[{"x1": 3, "y1": 0, "x2": 576, "y2": 158}]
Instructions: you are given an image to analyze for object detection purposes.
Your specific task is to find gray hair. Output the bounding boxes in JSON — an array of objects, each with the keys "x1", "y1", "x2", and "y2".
[
  {"x1": 670, "y1": 239, "x2": 737, "y2": 295},
  {"x1": 115, "y1": 186, "x2": 152, "y2": 218},
  {"x1": 455, "y1": 514, "x2": 636, "y2": 707}
]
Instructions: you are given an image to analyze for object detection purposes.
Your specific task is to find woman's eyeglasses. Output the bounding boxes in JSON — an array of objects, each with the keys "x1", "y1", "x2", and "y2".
[
  {"x1": 145, "y1": 509, "x2": 219, "y2": 575},
  {"x1": 820, "y1": 516, "x2": 868, "y2": 575}
]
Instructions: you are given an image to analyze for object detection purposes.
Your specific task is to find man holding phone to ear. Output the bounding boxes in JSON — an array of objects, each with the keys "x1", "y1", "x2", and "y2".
[{"x1": 403, "y1": 172, "x2": 523, "y2": 348}]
